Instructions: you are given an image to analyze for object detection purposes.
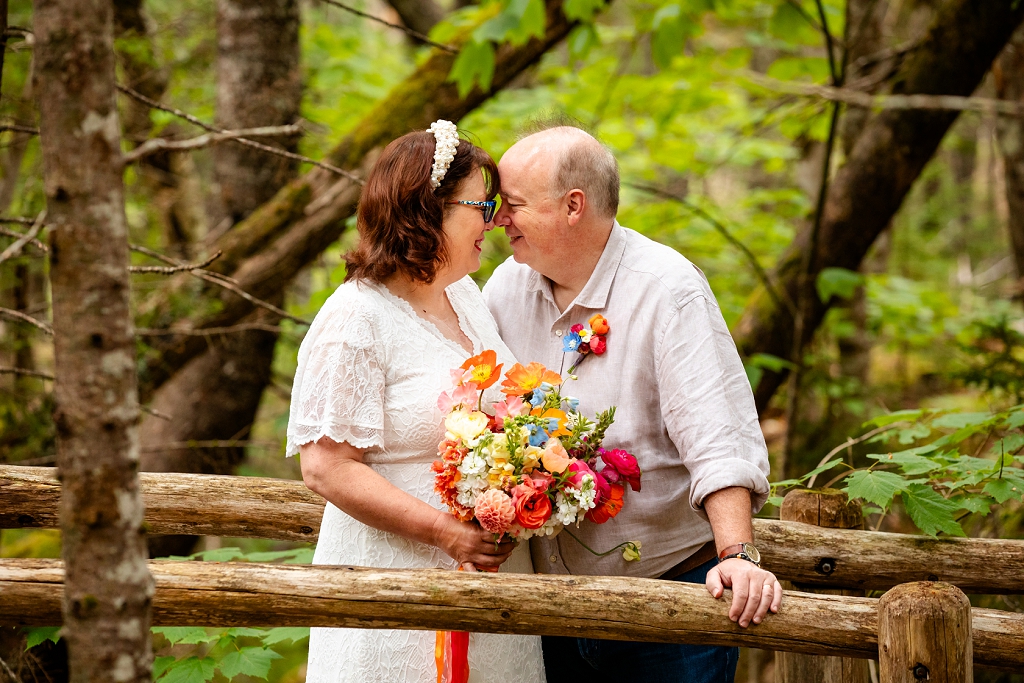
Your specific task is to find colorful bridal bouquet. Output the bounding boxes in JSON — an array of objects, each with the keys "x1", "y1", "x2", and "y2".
[{"x1": 432, "y1": 348, "x2": 642, "y2": 555}]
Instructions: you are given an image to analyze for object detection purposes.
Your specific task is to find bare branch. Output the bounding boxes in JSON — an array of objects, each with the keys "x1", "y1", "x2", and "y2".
[
  {"x1": 115, "y1": 84, "x2": 362, "y2": 183},
  {"x1": 741, "y1": 70, "x2": 1024, "y2": 116},
  {"x1": 135, "y1": 322, "x2": 283, "y2": 337},
  {"x1": 314, "y1": 0, "x2": 455, "y2": 52},
  {"x1": 123, "y1": 125, "x2": 303, "y2": 164},
  {"x1": 0, "y1": 216, "x2": 38, "y2": 225},
  {"x1": 0, "y1": 366, "x2": 54, "y2": 380},
  {"x1": 626, "y1": 182, "x2": 796, "y2": 318},
  {"x1": 129, "y1": 251, "x2": 222, "y2": 274},
  {"x1": 0, "y1": 124, "x2": 38, "y2": 135},
  {"x1": 0, "y1": 306, "x2": 53, "y2": 335},
  {"x1": 129, "y1": 244, "x2": 310, "y2": 326},
  {"x1": 0, "y1": 226, "x2": 48, "y2": 253},
  {"x1": 142, "y1": 405, "x2": 172, "y2": 421},
  {"x1": 0, "y1": 653, "x2": 25, "y2": 683},
  {"x1": 0, "y1": 210, "x2": 45, "y2": 264}
]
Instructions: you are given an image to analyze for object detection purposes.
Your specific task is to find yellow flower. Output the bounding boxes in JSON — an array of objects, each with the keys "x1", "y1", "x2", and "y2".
[
  {"x1": 622, "y1": 541, "x2": 642, "y2": 562},
  {"x1": 445, "y1": 409, "x2": 490, "y2": 441},
  {"x1": 521, "y1": 446, "x2": 542, "y2": 472}
]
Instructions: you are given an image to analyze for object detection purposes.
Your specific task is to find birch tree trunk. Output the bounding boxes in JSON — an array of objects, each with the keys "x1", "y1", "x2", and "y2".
[{"x1": 32, "y1": 0, "x2": 154, "y2": 680}]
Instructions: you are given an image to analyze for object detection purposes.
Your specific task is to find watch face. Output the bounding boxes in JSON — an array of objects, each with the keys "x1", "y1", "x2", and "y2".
[{"x1": 743, "y1": 542, "x2": 761, "y2": 564}]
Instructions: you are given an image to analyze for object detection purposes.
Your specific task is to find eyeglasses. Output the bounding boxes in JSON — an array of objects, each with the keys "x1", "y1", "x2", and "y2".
[{"x1": 448, "y1": 199, "x2": 496, "y2": 223}]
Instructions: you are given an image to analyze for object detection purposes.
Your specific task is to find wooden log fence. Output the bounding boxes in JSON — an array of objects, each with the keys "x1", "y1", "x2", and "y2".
[
  {"x1": 1, "y1": 559, "x2": 1023, "y2": 671},
  {"x1": 3, "y1": 466, "x2": 1023, "y2": 594}
]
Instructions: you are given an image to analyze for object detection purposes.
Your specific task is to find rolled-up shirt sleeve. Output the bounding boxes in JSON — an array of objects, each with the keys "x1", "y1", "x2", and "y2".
[{"x1": 657, "y1": 295, "x2": 770, "y2": 518}]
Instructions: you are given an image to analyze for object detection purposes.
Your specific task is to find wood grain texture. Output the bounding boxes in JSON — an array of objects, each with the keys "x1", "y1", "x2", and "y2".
[
  {"x1": 3, "y1": 467, "x2": 1023, "y2": 594},
  {"x1": 776, "y1": 489, "x2": 870, "y2": 683},
  {"x1": 0, "y1": 560, "x2": 1020, "y2": 670},
  {"x1": 878, "y1": 582, "x2": 972, "y2": 683}
]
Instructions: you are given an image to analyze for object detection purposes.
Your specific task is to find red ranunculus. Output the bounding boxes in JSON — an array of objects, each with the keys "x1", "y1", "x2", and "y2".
[
  {"x1": 514, "y1": 489, "x2": 552, "y2": 529},
  {"x1": 599, "y1": 448, "x2": 641, "y2": 491},
  {"x1": 590, "y1": 336, "x2": 607, "y2": 355},
  {"x1": 586, "y1": 483, "x2": 624, "y2": 524}
]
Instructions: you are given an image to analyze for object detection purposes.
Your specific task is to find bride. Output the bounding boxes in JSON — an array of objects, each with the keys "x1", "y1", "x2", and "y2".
[{"x1": 286, "y1": 121, "x2": 546, "y2": 683}]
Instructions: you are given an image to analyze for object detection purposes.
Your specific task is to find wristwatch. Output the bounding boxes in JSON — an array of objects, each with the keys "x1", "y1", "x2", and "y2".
[{"x1": 718, "y1": 542, "x2": 761, "y2": 567}]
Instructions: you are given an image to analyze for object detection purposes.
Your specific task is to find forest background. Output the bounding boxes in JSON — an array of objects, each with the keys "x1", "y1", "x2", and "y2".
[{"x1": 1, "y1": 0, "x2": 1023, "y2": 680}]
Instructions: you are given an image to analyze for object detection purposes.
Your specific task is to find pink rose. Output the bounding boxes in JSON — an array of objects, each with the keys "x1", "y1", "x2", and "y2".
[
  {"x1": 570, "y1": 323, "x2": 585, "y2": 333},
  {"x1": 566, "y1": 460, "x2": 595, "y2": 489},
  {"x1": 599, "y1": 448, "x2": 641, "y2": 491},
  {"x1": 590, "y1": 470, "x2": 611, "y2": 506},
  {"x1": 528, "y1": 470, "x2": 555, "y2": 492}
]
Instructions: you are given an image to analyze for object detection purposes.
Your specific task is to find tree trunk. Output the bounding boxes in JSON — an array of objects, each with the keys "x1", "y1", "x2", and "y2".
[
  {"x1": 140, "y1": 0, "x2": 302, "y2": 558},
  {"x1": 31, "y1": 0, "x2": 153, "y2": 680},
  {"x1": 383, "y1": 0, "x2": 444, "y2": 38},
  {"x1": 136, "y1": 0, "x2": 605, "y2": 397},
  {"x1": 733, "y1": 0, "x2": 1024, "y2": 414},
  {"x1": 213, "y1": 0, "x2": 301, "y2": 224},
  {"x1": 994, "y1": 25, "x2": 1024, "y2": 280}
]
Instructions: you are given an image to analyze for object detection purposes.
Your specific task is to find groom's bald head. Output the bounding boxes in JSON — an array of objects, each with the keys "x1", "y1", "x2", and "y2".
[{"x1": 506, "y1": 125, "x2": 619, "y2": 220}]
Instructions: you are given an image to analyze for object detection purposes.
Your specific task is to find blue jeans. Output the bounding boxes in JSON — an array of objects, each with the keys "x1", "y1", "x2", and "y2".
[{"x1": 541, "y1": 557, "x2": 738, "y2": 683}]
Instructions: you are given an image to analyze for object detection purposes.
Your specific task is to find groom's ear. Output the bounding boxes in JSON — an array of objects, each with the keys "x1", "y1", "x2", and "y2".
[{"x1": 566, "y1": 188, "x2": 586, "y2": 226}]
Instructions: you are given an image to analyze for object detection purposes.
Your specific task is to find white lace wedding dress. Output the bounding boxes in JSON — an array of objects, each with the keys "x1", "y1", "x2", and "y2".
[{"x1": 286, "y1": 276, "x2": 546, "y2": 683}]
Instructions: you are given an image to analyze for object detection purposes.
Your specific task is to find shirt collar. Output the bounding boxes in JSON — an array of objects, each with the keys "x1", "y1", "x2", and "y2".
[{"x1": 525, "y1": 222, "x2": 626, "y2": 312}]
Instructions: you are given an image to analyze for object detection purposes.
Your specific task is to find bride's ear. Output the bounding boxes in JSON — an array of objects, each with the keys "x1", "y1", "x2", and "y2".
[{"x1": 566, "y1": 189, "x2": 586, "y2": 226}]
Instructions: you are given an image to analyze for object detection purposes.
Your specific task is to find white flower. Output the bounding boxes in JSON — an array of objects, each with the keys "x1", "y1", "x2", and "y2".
[{"x1": 428, "y1": 120, "x2": 460, "y2": 189}]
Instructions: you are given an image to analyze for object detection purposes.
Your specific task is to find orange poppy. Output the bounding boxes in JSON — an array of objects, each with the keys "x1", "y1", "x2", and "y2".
[
  {"x1": 461, "y1": 350, "x2": 502, "y2": 390},
  {"x1": 500, "y1": 362, "x2": 563, "y2": 396},
  {"x1": 586, "y1": 483, "x2": 624, "y2": 524},
  {"x1": 530, "y1": 407, "x2": 570, "y2": 438}
]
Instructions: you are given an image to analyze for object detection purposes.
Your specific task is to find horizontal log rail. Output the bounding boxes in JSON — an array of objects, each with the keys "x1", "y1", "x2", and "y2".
[
  {"x1": 1, "y1": 559, "x2": 1021, "y2": 670},
  {"x1": 3, "y1": 466, "x2": 1024, "y2": 594}
]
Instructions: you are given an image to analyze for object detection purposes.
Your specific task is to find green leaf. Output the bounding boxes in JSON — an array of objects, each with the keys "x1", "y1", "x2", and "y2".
[
  {"x1": 799, "y1": 458, "x2": 844, "y2": 482},
  {"x1": 983, "y1": 477, "x2": 1024, "y2": 504},
  {"x1": 567, "y1": 23, "x2": 598, "y2": 62},
  {"x1": 949, "y1": 494, "x2": 992, "y2": 515},
  {"x1": 244, "y1": 549, "x2": 309, "y2": 563},
  {"x1": 217, "y1": 647, "x2": 283, "y2": 680},
  {"x1": 863, "y1": 409, "x2": 924, "y2": 429},
  {"x1": 894, "y1": 423, "x2": 931, "y2": 444},
  {"x1": 563, "y1": 0, "x2": 604, "y2": 22},
  {"x1": 158, "y1": 657, "x2": 215, "y2": 683},
  {"x1": 260, "y1": 627, "x2": 311, "y2": 645},
  {"x1": 153, "y1": 657, "x2": 177, "y2": 680},
  {"x1": 767, "y1": 495, "x2": 784, "y2": 507},
  {"x1": 651, "y1": 4, "x2": 688, "y2": 69},
  {"x1": 816, "y1": 267, "x2": 864, "y2": 303},
  {"x1": 901, "y1": 484, "x2": 965, "y2": 537},
  {"x1": 223, "y1": 627, "x2": 265, "y2": 638},
  {"x1": 843, "y1": 470, "x2": 908, "y2": 508},
  {"x1": 153, "y1": 627, "x2": 220, "y2": 645},
  {"x1": 449, "y1": 40, "x2": 496, "y2": 98},
  {"x1": 867, "y1": 452, "x2": 941, "y2": 476},
  {"x1": 1004, "y1": 408, "x2": 1024, "y2": 430},
  {"x1": 931, "y1": 411, "x2": 992, "y2": 429},
  {"x1": 23, "y1": 626, "x2": 60, "y2": 649}
]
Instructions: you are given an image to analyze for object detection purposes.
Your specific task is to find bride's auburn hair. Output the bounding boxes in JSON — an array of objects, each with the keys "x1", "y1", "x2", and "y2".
[{"x1": 345, "y1": 130, "x2": 500, "y2": 284}]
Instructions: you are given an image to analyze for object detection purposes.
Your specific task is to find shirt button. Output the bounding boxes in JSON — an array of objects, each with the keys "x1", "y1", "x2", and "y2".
[
  {"x1": 550, "y1": 555, "x2": 558, "y2": 562},
  {"x1": 555, "y1": 330, "x2": 562, "y2": 337}
]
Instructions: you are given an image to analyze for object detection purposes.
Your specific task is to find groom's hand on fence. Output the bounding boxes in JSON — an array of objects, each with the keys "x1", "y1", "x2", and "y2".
[{"x1": 705, "y1": 558, "x2": 783, "y2": 628}]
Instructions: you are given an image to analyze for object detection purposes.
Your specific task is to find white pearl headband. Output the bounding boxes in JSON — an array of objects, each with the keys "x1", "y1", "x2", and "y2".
[{"x1": 428, "y1": 119, "x2": 460, "y2": 190}]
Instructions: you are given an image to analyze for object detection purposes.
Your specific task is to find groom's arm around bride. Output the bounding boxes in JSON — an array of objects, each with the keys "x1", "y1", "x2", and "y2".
[{"x1": 483, "y1": 123, "x2": 780, "y2": 683}]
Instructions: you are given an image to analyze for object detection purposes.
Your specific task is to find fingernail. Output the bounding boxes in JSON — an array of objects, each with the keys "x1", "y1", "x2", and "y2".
[{"x1": 753, "y1": 617, "x2": 761, "y2": 624}]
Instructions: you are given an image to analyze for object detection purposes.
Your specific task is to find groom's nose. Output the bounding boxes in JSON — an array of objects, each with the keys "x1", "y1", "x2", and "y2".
[{"x1": 493, "y1": 201, "x2": 513, "y2": 227}]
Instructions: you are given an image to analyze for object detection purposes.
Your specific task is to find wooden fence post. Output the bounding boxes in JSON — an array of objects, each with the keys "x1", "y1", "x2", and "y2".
[
  {"x1": 878, "y1": 582, "x2": 972, "y2": 683},
  {"x1": 775, "y1": 488, "x2": 870, "y2": 683}
]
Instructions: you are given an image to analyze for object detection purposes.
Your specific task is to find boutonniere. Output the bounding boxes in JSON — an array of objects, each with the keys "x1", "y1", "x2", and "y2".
[{"x1": 563, "y1": 314, "x2": 610, "y2": 375}]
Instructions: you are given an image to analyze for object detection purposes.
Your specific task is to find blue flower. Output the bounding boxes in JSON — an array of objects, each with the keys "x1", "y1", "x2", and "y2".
[
  {"x1": 565, "y1": 397, "x2": 580, "y2": 411},
  {"x1": 527, "y1": 424, "x2": 547, "y2": 447},
  {"x1": 562, "y1": 333, "x2": 582, "y2": 353},
  {"x1": 545, "y1": 418, "x2": 560, "y2": 433}
]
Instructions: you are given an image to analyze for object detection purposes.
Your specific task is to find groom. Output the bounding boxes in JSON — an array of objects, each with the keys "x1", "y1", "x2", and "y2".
[{"x1": 482, "y1": 124, "x2": 781, "y2": 682}]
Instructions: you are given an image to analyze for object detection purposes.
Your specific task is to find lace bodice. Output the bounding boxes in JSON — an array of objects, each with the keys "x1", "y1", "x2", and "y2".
[{"x1": 286, "y1": 275, "x2": 545, "y2": 683}]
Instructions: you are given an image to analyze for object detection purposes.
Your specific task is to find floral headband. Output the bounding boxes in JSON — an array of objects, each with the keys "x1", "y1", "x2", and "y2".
[{"x1": 428, "y1": 119, "x2": 459, "y2": 190}]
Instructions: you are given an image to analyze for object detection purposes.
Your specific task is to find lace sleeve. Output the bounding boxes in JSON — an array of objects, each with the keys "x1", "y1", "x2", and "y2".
[{"x1": 285, "y1": 296, "x2": 386, "y2": 456}]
